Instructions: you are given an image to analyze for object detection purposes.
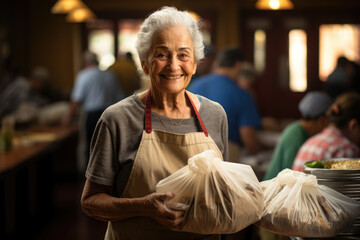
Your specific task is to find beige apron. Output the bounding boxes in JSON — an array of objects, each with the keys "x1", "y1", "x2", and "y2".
[{"x1": 105, "y1": 90, "x2": 221, "y2": 240}]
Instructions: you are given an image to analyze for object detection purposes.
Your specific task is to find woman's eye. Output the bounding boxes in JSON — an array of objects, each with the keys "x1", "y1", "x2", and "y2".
[
  {"x1": 179, "y1": 53, "x2": 189, "y2": 59},
  {"x1": 156, "y1": 53, "x2": 168, "y2": 59}
]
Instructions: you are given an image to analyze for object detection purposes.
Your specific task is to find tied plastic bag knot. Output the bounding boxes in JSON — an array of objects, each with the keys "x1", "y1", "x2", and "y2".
[
  {"x1": 188, "y1": 149, "x2": 221, "y2": 174},
  {"x1": 277, "y1": 169, "x2": 318, "y2": 187}
]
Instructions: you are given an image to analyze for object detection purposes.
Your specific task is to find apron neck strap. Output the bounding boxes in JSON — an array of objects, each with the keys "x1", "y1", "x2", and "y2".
[
  {"x1": 145, "y1": 90, "x2": 152, "y2": 134},
  {"x1": 185, "y1": 91, "x2": 208, "y2": 137},
  {"x1": 144, "y1": 89, "x2": 208, "y2": 137}
]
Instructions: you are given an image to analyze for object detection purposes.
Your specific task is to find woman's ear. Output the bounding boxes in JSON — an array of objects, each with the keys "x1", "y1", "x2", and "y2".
[
  {"x1": 141, "y1": 61, "x2": 149, "y2": 75},
  {"x1": 348, "y1": 119, "x2": 359, "y2": 132}
]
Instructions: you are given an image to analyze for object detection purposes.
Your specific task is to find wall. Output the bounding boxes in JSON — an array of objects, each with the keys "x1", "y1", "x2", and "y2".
[{"x1": 1, "y1": 0, "x2": 78, "y2": 95}]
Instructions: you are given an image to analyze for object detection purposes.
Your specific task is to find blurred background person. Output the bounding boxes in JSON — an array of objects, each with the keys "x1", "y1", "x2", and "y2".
[
  {"x1": 293, "y1": 92, "x2": 360, "y2": 172},
  {"x1": 325, "y1": 56, "x2": 355, "y2": 100},
  {"x1": 63, "y1": 51, "x2": 125, "y2": 170},
  {"x1": 189, "y1": 44, "x2": 216, "y2": 83},
  {"x1": 0, "y1": 66, "x2": 28, "y2": 121},
  {"x1": 263, "y1": 91, "x2": 332, "y2": 181},
  {"x1": 189, "y1": 46, "x2": 267, "y2": 162},
  {"x1": 27, "y1": 66, "x2": 65, "y2": 105},
  {"x1": 0, "y1": 65, "x2": 64, "y2": 124},
  {"x1": 107, "y1": 51, "x2": 141, "y2": 97},
  {"x1": 236, "y1": 61, "x2": 258, "y2": 101},
  {"x1": 0, "y1": 56, "x2": 22, "y2": 93},
  {"x1": 349, "y1": 60, "x2": 360, "y2": 94}
]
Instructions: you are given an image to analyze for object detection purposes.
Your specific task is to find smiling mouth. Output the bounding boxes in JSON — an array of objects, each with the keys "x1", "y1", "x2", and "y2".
[{"x1": 160, "y1": 74, "x2": 184, "y2": 80}]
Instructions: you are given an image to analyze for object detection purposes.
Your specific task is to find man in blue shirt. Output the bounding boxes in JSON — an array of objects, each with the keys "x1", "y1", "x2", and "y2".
[
  {"x1": 63, "y1": 51, "x2": 125, "y2": 169},
  {"x1": 189, "y1": 47, "x2": 264, "y2": 156}
]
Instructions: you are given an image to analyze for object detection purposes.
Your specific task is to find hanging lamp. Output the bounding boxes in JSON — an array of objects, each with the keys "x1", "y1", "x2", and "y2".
[
  {"x1": 66, "y1": 6, "x2": 96, "y2": 22},
  {"x1": 255, "y1": 0, "x2": 294, "y2": 10},
  {"x1": 51, "y1": 0, "x2": 86, "y2": 14}
]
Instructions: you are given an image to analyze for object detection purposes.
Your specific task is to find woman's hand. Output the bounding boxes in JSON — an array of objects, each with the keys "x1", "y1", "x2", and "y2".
[
  {"x1": 81, "y1": 180, "x2": 187, "y2": 226},
  {"x1": 143, "y1": 192, "x2": 186, "y2": 229}
]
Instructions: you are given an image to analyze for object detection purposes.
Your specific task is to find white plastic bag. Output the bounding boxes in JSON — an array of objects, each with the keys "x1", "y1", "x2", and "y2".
[
  {"x1": 256, "y1": 169, "x2": 360, "y2": 237},
  {"x1": 156, "y1": 149, "x2": 264, "y2": 234}
]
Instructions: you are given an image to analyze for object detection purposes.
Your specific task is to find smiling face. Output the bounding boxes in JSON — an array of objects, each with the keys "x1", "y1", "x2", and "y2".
[{"x1": 142, "y1": 25, "x2": 197, "y2": 95}]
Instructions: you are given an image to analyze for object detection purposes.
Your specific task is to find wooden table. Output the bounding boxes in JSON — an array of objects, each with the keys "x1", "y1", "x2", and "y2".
[{"x1": 0, "y1": 124, "x2": 79, "y2": 239}]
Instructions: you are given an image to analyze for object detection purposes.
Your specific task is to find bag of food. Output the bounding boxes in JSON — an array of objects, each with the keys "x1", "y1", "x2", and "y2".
[
  {"x1": 256, "y1": 169, "x2": 360, "y2": 238},
  {"x1": 156, "y1": 149, "x2": 264, "y2": 234}
]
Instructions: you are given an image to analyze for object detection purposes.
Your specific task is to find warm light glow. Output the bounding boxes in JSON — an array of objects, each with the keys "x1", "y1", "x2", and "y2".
[
  {"x1": 254, "y1": 30, "x2": 266, "y2": 73},
  {"x1": 319, "y1": 24, "x2": 360, "y2": 81},
  {"x1": 66, "y1": 7, "x2": 96, "y2": 22},
  {"x1": 118, "y1": 20, "x2": 143, "y2": 70},
  {"x1": 256, "y1": 0, "x2": 294, "y2": 10},
  {"x1": 51, "y1": 0, "x2": 85, "y2": 14},
  {"x1": 269, "y1": 0, "x2": 280, "y2": 9},
  {"x1": 88, "y1": 29, "x2": 115, "y2": 70},
  {"x1": 289, "y1": 29, "x2": 307, "y2": 92}
]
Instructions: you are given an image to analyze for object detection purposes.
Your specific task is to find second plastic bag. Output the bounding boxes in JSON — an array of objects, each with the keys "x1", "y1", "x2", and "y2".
[
  {"x1": 156, "y1": 149, "x2": 264, "y2": 234},
  {"x1": 256, "y1": 169, "x2": 360, "y2": 238}
]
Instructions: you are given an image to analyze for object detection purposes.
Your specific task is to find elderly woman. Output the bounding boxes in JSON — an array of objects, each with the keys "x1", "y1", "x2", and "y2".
[{"x1": 80, "y1": 6, "x2": 228, "y2": 240}]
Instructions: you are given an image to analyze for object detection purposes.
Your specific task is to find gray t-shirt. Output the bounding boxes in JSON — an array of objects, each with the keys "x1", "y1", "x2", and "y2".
[{"x1": 86, "y1": 93, "x2": 229, "y2": 196}]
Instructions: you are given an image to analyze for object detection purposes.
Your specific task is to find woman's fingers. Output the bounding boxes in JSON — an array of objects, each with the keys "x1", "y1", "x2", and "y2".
[
  {"x1": 155, "y1": 192, "x2": 175, "y2": 202},
  {"x1": 164, "y1": 206, "x2": 185, "y2": 219},
  {"x1": 165, "y1": 215, "x2": 184, "y2": 228},
  {"x1": 145, "y1": 192, "x2": 186, "y2": 228},
  {"x1": 165, "y1": 202, "x2": 189, "y2": 211}
]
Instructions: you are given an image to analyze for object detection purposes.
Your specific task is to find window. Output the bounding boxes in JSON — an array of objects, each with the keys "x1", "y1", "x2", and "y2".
[
  {"x1": 254, "y1": 29, "x2": 266, "y2": 73},
  {"x1": 319, "y1": 24, "x2": 360, "y2": 81},
  {"x1": 200, "y1": 19, "x2": 212, "y2": 46},
  {"x1": 118, "y1": 19, "x2": 143, "y2": 69},
  {"x1": 87, "y1": 20, "x2": 115, "y2": 70},
  {"x1": 289, "y1": 29, "x2": 307, "y2": 92}
]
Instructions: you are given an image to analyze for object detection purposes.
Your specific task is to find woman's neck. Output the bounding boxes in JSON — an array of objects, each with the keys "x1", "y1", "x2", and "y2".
[
  {"x1": 156, "y1": 92, "x2": 188, "y2": 118},
  {"x1": 140, "y1": 89, "x2": 192, "y2": 118}
]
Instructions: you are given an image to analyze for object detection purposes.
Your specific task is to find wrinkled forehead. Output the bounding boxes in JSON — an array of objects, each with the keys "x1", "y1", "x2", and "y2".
[{"x1": 150, "y1": 25, "x2": 194, "y2": 51}]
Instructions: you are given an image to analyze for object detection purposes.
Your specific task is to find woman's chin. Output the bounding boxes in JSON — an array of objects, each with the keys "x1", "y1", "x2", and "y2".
[
  {"x1": 160, "y1": 83, "x2": 187, "y2": 93},
  {"x1": 165, "y1": 88, "x2": 185, "y2": 94}
]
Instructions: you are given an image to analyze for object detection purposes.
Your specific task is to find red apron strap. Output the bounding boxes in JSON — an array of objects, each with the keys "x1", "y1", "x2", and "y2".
[
  {"x1": 145, "y1": 90, "x2": 208, "y2": 137},
  {"x1": 145, "y1": 90, "x2": 152, "y2": 133},
  {"x1": 185, "y1": 91, "x2": 209, "y2": 137}
]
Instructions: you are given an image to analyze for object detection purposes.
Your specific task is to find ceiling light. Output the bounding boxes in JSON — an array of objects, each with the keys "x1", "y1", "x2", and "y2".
[
  {"x1": 66, "y1": 6, "x2": 96, "y2": 22},
  {"x1": 51, "y1": 0, "x2": 86, "y2": 14},
  {"x1": 256, "y1": 0, "x2": 294, "y2": 10}
]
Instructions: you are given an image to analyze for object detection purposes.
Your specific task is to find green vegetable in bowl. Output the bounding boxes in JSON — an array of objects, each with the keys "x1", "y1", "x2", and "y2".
[{"x1": 305, "y1": 160, "x2": 330, "y2": 169}]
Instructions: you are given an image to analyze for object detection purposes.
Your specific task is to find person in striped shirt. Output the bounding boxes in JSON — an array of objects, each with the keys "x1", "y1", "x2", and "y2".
[{"x1": 292, "y1": 92, "x2": 360, "y2": 172}]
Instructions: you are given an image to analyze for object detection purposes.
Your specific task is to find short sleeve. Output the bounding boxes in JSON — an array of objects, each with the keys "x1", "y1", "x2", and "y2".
[{"x1": 85, "y1": 118, "x2": 119, "y2": 186}]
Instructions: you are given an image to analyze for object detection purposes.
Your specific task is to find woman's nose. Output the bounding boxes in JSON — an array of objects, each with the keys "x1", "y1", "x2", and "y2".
[{"x1": 167, "y1": 55, "x2": 180, "y2": 71}]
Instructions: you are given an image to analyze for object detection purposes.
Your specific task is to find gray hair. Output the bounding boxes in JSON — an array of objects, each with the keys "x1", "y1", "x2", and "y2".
[
  {"x1": 83, "y1": 51, "x2": 98, "y2": 65},
  {"x1": 136, "y1": 6, "x2": 204, "y2": 64}
]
